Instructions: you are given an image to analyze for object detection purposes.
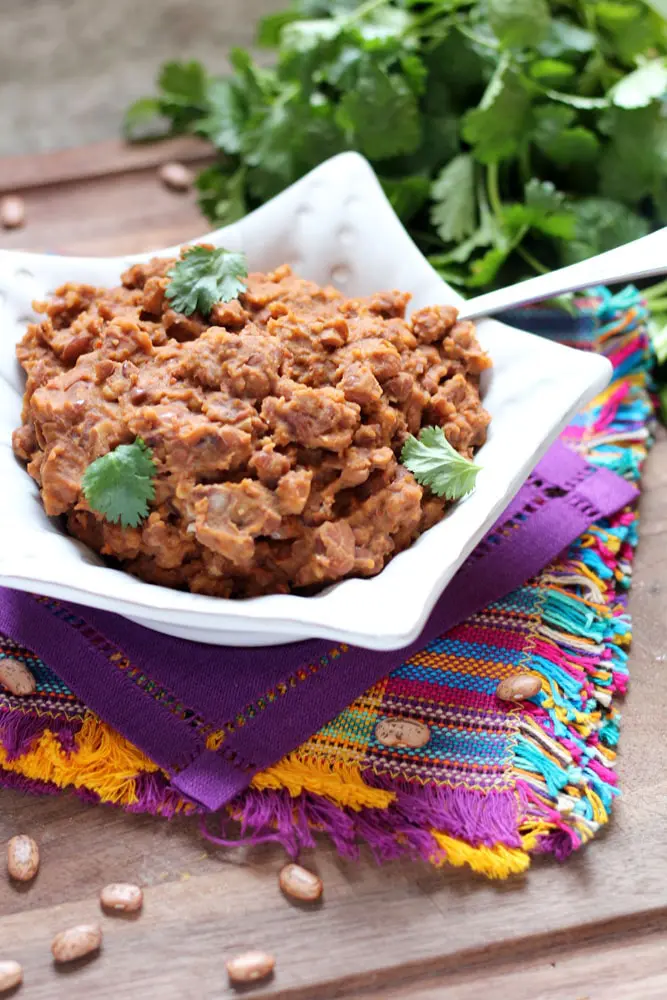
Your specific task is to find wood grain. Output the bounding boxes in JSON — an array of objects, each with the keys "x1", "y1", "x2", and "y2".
[
  {"x1": 0, "y1": 143, "x2": 665, "y2": 999},
  {"x1": 0, "y1": 136, "x2": 214, "y2": 194},
  {"x1": 0, "y1": 138, "x2": 213, "y2": 256}
]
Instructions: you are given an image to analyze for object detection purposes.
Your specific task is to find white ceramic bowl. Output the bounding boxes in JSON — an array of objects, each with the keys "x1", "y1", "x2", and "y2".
[{"x1": 0, "y1": 152, "x2": 611, "y2": 649}]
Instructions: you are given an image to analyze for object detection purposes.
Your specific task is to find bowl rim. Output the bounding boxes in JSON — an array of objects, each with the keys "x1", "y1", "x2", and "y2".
[{"x1": 0, "y1": 152, "x2": 612, "y2": 648}]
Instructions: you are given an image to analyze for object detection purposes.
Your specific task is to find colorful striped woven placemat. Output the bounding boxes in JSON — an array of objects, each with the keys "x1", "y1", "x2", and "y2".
[{"x1": 0, "y1": 287, "x2": 653, "y2": 878}]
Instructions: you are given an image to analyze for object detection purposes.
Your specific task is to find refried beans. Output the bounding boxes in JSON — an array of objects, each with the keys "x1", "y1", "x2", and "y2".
[{"x1": 12, "y1": 255, "x2": 491, "y2": 597}]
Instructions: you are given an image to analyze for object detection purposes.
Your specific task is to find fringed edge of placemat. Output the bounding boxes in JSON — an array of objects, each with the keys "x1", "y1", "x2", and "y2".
[
  {"x1": 0, "y1": 288, "x2": 654, "y2": 879},
  {"x1": 512, "y1": 287, "x2": 651, "y2": 865}
]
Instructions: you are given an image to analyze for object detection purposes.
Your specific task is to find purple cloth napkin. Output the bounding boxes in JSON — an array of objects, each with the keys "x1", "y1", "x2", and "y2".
[{"x1": 0, "y1": 441, "x2": 637, "y2": 811}]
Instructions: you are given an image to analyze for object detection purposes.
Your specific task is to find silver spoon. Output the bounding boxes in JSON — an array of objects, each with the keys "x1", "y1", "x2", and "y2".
[{"x1": 457, "y1": 226, "x2": 667, "y2": 321}]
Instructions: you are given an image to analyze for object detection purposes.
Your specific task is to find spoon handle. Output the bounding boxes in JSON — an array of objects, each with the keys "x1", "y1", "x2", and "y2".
[{"x1": 457, "y1": 226, "x2": 667, "y2": 321}]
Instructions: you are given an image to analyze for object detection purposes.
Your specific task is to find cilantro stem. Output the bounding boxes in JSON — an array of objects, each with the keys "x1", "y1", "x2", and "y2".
[
  {"x1": 411, "y1": 228, "x2": 450, "y2": 248},
  {"x1": 649, "y1": 319, "x2": 667, "y2": 363},
  {"x1": 643, "y1": 278, "x2": 667, "y2": 301},
  {"x1": 516, "y1": 243, "x2": 549, "y2": 275},
  {"x1": 486, "y1": 163, "x2": 503, "y2": 221},
  {"x1": 486, "y1": 164, "x2": 546, "y2": 275},
  {"x1": 274, "y1": 81, "x2": 299, "y2": 110},
  {"x1": 578, "y1": 0, "x2": 595, "y2": 31},
  {"x1": 412, "y1": 16, "x2": 455, "y2": 48},
  {"x1": 457, "y1": 22, "x2": 499, "y2": 51},
  {"x1": 346, "y1": 0, "x2": 391, "y2": 25}
]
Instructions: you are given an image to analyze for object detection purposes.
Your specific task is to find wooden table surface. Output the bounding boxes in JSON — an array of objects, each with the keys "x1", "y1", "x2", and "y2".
[{"x1": 1, "y1": 140, "x2": 667, "y2": 1000}]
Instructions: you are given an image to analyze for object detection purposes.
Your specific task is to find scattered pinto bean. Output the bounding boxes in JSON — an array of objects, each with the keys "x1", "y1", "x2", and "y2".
[
  {"x1": 226, "y1": 951, "x2": 275, "y2": 985},
  {"x1": 158, "y1": 161, "x2": 194, "y2": 192},
  {"x1": 0, "y1": 961, "x2": 22, "y2": 993},
  {"x1": 0, "y1": 195, "x2": 25, "y2": 229},
  {"x1": 496, "y1": 673, "x2": 542, "y2": 702},
  {"x1": 100, "y1": 882, "x2": 143, "y2": 913},
  {"x1": 51, "y1": 924, "x2": 102, "y2": 964},
  {"x1": 279, "y1": 863, "x2": 323, "y2": 902},
  {"x1": 0, "y1": 658, "x2": 36, "y2": 696},
  {"x1": 7, "y1": 834, "x2": 39, "y2": 882}
]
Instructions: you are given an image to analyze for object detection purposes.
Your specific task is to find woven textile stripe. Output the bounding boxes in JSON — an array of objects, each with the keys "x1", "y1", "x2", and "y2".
[{"x1": 304, "y1": 595, "x2": 540, "y2": 789}]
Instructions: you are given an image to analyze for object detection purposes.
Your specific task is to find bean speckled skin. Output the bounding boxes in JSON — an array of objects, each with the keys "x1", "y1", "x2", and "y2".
[
  {"x1": 0, "y1": 195, "x2": 25, "y2": 229},
  {"x1": 7, "y1": 834, "x2": 39, "y2": 882},
  {"x1": 226, "y1": 951, "x2": 275, "y2": 985},
  {"x1": 158, "y1": 161, "x2": 194, "y2": 191},
  {"x1": 495, "y1": 673, "x2": 542, "y2": 702},
  {"x1": 0, "y1": 961, "x2": 23, "y2": 993},
  {"x1": 100, "y1": 882, "x2": 143, "y2": 913},
  {"x1": 279, "y1": 863, "x2": 323, "y2": 902},
  {"x1": 51, "y1": 924, "x2": 102, "y2": 964},
  {"x1": 0, "y1": 658, "x2": 36, "y2": 696}
]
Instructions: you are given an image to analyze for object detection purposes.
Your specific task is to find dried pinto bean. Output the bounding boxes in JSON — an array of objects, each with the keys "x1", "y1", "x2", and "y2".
[
  {"x1": 7, "y1": 834, "x2": 39, "y2": 881},
  {"x1": 51, "y1": 924, "x2": 102, "y2": 964},
  {"x1": 100, "y1": 882, "x2": 143, "y2": 913},
  {"x1": 0, "y1": 195, "x2": 25, "y2": 229},
  {"x1": 279, "y1": 863, "x2": 323, "y2": 902},
  {"x1": 226, "y1": 951, "x2": 275, "y2": 985},
  {"x1": 158, "y1": 162, "x2": 193, "y2": 191},
  {"x1": 0, "y1": 658, "x2": 36, "y2": 696},
  {"x1": 495, "y1": 673, "x2": 542, "y2": 702},
  {"x1": 0, "y1": 961, "x2": 22, "y2": 993}
]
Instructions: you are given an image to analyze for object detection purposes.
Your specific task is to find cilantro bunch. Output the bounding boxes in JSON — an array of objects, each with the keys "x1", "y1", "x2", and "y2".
[{"x1": 126, "y1": 0, "x2": 667, "y2": 295}]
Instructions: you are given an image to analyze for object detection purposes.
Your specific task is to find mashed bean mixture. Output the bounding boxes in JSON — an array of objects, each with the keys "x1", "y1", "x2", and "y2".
[{"x1": 12, "y1": 256, "x2": 491, "y2": 597}]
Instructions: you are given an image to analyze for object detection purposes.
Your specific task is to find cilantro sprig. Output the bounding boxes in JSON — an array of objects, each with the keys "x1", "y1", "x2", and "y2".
[
  {"x1": 82, "y1": 438, "x2": 157, "y2": 528},
  {"x1": 166, "y1": 245, "x2": 248, "y2": 317},
  {"x1": 401, "y1": 427, "x2": 481, "y2": 502}
]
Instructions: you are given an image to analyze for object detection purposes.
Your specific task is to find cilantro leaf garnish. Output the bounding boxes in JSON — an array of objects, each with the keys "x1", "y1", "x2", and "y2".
[
  {"x1": 166, "y1": 245, "x2": 248, "y2": 317},
  {"x1": 401, "y1": 427, "x2": 481, "y2": 502},
  {"x1": 82, "y1": 438, "x2": 157, "y2": 528}
]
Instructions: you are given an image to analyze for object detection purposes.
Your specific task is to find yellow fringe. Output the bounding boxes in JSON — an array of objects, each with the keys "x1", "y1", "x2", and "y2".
[
  {"x1": 520, "y1": 819, "x2": 554, "y2": 852},
  {"x1": 251, "y1": 754, "x2": 396, "y2": 811},
  {"x1": 431, "y1": 831, "x2": 531, "y2": 878},
  {"x1": 588, "y1": 788, "x2": 608, "y2": 825},
  {"x1": 0, "y1": 714, "x2": 161, "y2": 807},
  {"x1": 4, "y1": 718, "x2": 394, "y2": 812}
]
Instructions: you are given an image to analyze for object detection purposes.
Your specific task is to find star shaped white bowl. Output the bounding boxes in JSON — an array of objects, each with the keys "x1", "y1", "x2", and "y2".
[{"x1": 0, "y1": 152, "x2": 610, "y2": 648}]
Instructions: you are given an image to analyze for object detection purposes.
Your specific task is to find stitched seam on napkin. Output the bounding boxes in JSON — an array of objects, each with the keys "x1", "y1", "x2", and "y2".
[
  {"x1": 0, "y1": 590, "x2": 203, "y2": 774},
  {"x1": 35, "y1": 595, "x2": 353, "y2": 774},
  {"x1": 466, "y1": 463, "x2": 596, "y2": 567}
]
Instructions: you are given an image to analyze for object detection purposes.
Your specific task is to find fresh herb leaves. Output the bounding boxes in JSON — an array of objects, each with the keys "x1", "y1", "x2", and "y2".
[
  {"x1": 488, "y1": 0, "x2": 551, "y2": 50},
  {"x1": 82, "y1": 439, "x2": 157, "y2": 529},
  {"x1": 401, "y1": 427, "x2": 481, "y2": 501},
  {"x1": 125, "y1": 0, "x2": 667, "y2": 294},
  {"x1": 431, "y1": 154, "x2": 477, "y2": 244},
  {"x1": 166, "y1": 246, "x2": 248, "y2": 317}
]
